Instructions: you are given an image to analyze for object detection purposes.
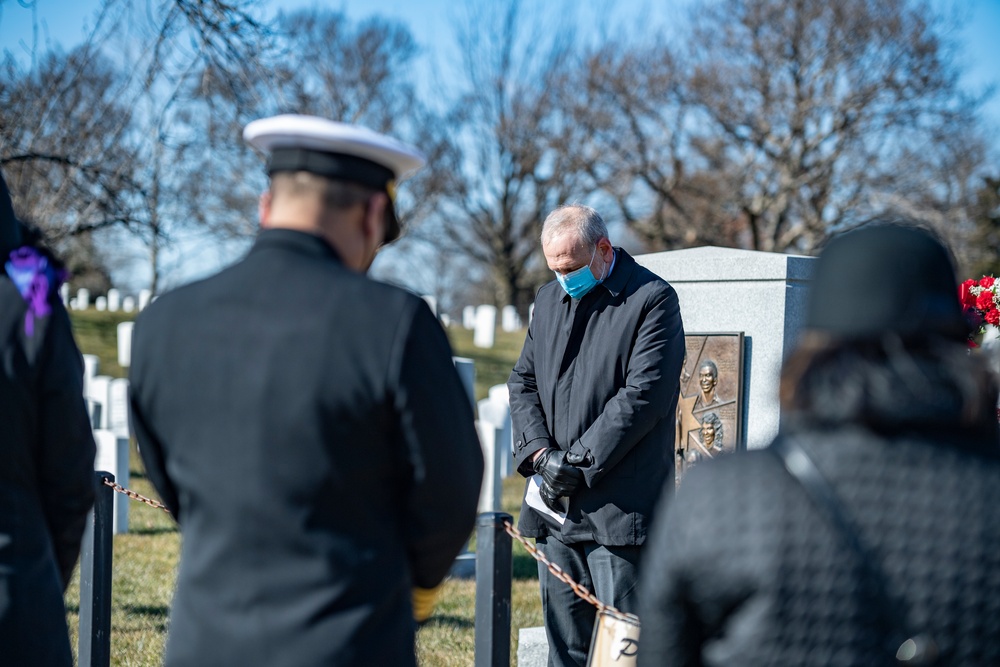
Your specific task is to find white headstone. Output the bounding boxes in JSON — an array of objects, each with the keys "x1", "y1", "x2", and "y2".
[
  {"x1": 440, "y1": 313, "x2": 451, "y2": 327},
  {"x1": 77, "y1": 288, "x2": 90, "y2": 309},
  {"x1": 117, "y1": 321, "x2": 134, "y2": 368},
  {"x1": 69, "y1": 297, "x2": 79, "y2": 311},
  {"x1": 462, "y1": 305, "x2": 476, "y2": 329},
  {"x1": 452, "y1": 357, "x2": 476, "y2": 410},
  {"x1": 95, "y1": 296, "x2": 107, "y2": 311},
  {"x1": 422, "y1": 295, "x2": 437, "y2": 317},
  {"x1": 476, "y1": 420, "x2": 503, "y2": 513},
  {"x1": 501, "y1": 305, "x2": 521, "y2": 332},
  {"x1": 473, "y1": 305, "x2": 497, "y2": 348},
  {"x1": 93, "y1": 430, "x2": 130, "y2": 534},
  {"x1": 59, "y1": 283, "x2": 69, "y2": 306},
  {"x1": 138, "y1": 289, "x2": 152, "y2": 310},
  {"x1": 82, "y1": 354, "x2": 100, "y2": 394},
  {"x1": 108, "y1": 378, "x2": 130, "y2": 439},
  {"x1": 529, "y1": 302, "x2": 535, "y2": 326},
  {"x1": 122, "y1": 296, "x2": 135, "y2": 312},
  {"x1": 637, "y1": 246, "x2": 815, "y2": 449},
  {"x1": 107, "y1": 288, "x2": 121, "y2": 312},
  {"x1": 478, "y1": 383, "x2": 513, "y2": 477},
  {"x1": 86, "y1": 375, "x2": 112, "y2": 430}
]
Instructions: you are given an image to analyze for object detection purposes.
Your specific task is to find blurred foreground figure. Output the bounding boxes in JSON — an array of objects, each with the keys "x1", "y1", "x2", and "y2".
[
  {"x1": 639, "y1": 224, "x2": 1000, "y2": 667},
  {"x1": 0, "y1": 169, "x2": 95, "y2": 664},
  {"x1": 129, "y1": 115, "x2": 483, "y2": 667}
]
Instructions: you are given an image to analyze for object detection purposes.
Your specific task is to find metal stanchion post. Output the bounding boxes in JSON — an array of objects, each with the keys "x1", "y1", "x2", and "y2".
[
  {"x1": 79, "y1": 471, "x2": 114, "y2": 667},
  {"x1": 475, "y1": 511, "x2": 513, "y2": 667}
]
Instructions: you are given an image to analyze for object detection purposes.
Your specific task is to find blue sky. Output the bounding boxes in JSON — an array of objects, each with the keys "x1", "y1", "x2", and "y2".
[
  {"x1": 2, "y1": 0, "x2": 998, "y2": 122},
  {"x1": 2, "y1": 0, "x2": 999, "y2": 293}
]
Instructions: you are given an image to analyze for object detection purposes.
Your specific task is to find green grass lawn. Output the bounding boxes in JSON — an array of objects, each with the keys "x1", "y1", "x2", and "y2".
[{"x1": 67, "y1": 311, "x2": 540, "y2": 665}]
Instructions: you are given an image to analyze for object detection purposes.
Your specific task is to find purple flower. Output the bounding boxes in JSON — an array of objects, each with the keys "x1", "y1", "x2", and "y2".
[{"x1": 5, "y1": 246, "x2": 67, "y2": 337}]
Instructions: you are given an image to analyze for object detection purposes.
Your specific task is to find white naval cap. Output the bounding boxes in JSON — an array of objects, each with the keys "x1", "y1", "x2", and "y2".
[{"x1": 243, "y1": 114, "x2": 426, "y2": 243}]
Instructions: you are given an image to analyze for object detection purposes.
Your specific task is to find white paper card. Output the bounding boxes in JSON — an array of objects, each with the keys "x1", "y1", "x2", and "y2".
[{"x1": 526, "y1": 474, "x2": 567, "y2": 525}]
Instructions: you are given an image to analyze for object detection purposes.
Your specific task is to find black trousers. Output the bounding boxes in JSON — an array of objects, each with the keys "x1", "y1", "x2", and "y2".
[{"x1": 536, "y1": 536, "x2": 641, "y2": 667}]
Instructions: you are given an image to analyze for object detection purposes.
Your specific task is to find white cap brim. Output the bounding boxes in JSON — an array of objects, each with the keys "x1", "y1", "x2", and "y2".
[{"x1": 243, "y1": 114, "x2": 426, "y2": 180}]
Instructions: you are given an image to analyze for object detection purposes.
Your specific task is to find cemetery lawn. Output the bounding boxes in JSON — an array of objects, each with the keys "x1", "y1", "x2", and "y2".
[{"x1": 68, "y1": 311, "x2": 540, "y2": 665}]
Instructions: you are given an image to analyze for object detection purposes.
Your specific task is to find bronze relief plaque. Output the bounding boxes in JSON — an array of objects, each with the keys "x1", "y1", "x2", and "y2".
[{"x1": 675, "y1": 332, "x2": 745, "y2": 483}]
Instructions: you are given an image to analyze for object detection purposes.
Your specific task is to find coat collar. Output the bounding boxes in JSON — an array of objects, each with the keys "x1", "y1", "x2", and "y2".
[{"x1": 250, "y1": 228, "x2": 343, "y2": 263}]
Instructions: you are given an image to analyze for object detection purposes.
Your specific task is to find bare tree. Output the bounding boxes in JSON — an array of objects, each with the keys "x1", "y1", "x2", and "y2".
[
  {"x1": 431, "y1": 0, "x2": 592, "y2": 313},
  {"x1": 0, "y1": 45, "x2": 141, "y2": 292},
  {"x1": 679, "y1": 0, "x2": 984, "y2": 253},
  {"x1": 956, "y1": 174, "x2": 1000, "y2": 278},
  {"x1": 0, "y1": 0, "x2": 274, "y2": 291},
  {"x1": 185, "y1": 8, "x2": 445, "y2": 246},
  {"x1": 571, "y1": 38, "x2": 746, "y2": 251}
]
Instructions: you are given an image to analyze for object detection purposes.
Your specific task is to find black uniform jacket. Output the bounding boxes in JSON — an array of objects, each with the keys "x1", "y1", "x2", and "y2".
[
  {"x1": 508, "y1": 248, "x2": 684, "y2": 545},
  {"x1": 0, "y1": 276, "x2": 95, "y2": 665},
  {"x1": 639, "y1": 424, "x2": 1000, "y2": 667},
  {"x1": 129, "y1": 229, "x2": 483, "y2": 667}
]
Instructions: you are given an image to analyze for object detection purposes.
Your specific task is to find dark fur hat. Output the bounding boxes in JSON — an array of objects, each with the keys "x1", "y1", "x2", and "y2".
[{"x1": 805, "y1": 224, "x2": 965, "y2": 342}]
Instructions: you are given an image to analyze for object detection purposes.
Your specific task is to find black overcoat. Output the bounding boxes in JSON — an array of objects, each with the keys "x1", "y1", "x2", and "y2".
[
  {"x1": 129, "y1": 229, "x2": 483, "y2": 667},
  {"x1": 0, "y1": 276, "x2": 95, "y2": 665},
  {"x1": 508, "y1": 248, "x2": 685, "y2": 545},
  {"x1": 639, "y1": 425, "x2": 1000, "y2": 667}
]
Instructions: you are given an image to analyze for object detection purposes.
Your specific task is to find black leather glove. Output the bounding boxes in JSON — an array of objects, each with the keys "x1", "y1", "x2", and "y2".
[
  {"x1": 565, "y1": 448, "x2": 594, "y2": 467},
  {"x1": 538, "y1": 479, "x2": 566, "y2": 513},
  {"x1": 533, "y1": 448, "x2": 584, "y2": 497}
]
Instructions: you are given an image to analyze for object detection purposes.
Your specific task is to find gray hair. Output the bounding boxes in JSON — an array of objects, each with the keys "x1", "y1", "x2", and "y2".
[
  {"x1": 541, "y1": 204, "x2": 608, "y2": 248},
  {"x1": 701, "y1": 412, "x2": 724, "y2": 444}
]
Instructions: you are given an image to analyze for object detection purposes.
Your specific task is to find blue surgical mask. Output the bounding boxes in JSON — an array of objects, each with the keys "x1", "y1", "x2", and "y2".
[{"x1": 556, "y1": 248, "x2": 605, "y2": 299}]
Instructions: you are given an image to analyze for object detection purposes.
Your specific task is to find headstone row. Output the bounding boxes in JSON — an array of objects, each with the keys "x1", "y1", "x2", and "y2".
[{"x1": 62, "y1": 285, "x2": 153, "y2": 313}]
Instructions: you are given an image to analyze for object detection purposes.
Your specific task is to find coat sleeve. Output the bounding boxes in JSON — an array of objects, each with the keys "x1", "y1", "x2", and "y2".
[
  {"x1": 391, "y1": 301, "x2": 484, "y2": 589},
  {"x1": 128, "y1": 315, "x2": 181, "y2": 521},
  {"x1": 34, "y1": 303, "x2": 96, "y2": 589},
  {"x1": 507, "y1": 304, "x2": 556, "y2": 476},
  {"x1": 568, "y1": 285, "x2": 684, "y2": 487}
]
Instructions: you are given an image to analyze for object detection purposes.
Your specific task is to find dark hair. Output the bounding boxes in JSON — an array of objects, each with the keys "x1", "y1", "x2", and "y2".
[
  {"x1": 16, "y1": 222, "x2": 66, "y2": 272},
  {"x1": 270, "y1": 171, "x2": 378, "y2": 211},
  {"x1": 780, "y1": 331, "x2": 998, "y2": 445}
]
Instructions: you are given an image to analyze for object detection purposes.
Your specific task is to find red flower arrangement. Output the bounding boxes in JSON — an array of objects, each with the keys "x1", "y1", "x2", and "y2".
[{"x1": 959, "y1": 275, "x2": 1000, "y2": 347}]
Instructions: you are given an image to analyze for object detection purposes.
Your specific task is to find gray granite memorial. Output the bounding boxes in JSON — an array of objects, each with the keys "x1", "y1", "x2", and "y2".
[{"x1": 637, "y1": 246, "x2": 815, "y2": 449}]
